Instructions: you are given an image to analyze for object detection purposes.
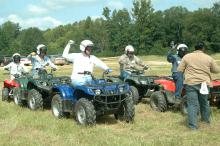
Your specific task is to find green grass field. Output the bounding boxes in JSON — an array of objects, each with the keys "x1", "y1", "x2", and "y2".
[{"x1": 0, "y1": 55, "x2": 220, "y2": 146}]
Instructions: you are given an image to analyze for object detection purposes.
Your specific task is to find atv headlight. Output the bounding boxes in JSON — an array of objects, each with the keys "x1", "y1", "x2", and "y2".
[
  {"x1": 94, "y1": 89, "x2": 101, "y2": 95},
  {"x1": 119, "y1": 87, "x2": 124, "y2": 93}
]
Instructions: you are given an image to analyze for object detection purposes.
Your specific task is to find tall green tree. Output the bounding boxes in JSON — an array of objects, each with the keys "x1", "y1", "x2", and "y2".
[
  {"x1": 19, "y1": 27, "x2": 45, "y2": 55},
  {"x1": 0, "y1": 21, "x2": 20, "y2": 54},
  {"x1": 132, "y1": 0, "x2": 154, "y2": 54}
]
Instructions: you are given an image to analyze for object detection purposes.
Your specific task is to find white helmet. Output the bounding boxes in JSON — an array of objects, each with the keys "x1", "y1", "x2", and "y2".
[
  {"x1": 36, "y1": 44, "x2": 47, "y2": 55},
  {"x1": 125, "y1": 45, "x2": 134, "y2": 53},
  {"x1": 12, "y1": 53, "x2": 21, "y2": 63},
  {"x1": 12, "y1": 53, "x2": 21, "y2": 58},
  {"x1": 177, "y1": 44, "x2": 188, "y2": 50},
  {"x1": 80, "y1": 40, "x2": 94, "y2": 52}
]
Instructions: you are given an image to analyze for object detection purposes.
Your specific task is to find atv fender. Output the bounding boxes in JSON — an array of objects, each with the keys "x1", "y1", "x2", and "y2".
[
  {"x1": 125, "y1": 79, "x2": 139, "y2": 86},
  {"x1": 52, "y1": 85, "x2": 75, "y2": 101}
]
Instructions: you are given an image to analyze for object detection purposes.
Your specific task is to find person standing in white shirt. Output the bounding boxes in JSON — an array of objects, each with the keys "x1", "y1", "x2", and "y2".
[
  {"x1": 62, "y1": 40, "x2": 112, "y2": 86},
  {"x1": 27, "y1": 44, "x2": 57, "y2": 77},
  {"x1": 4, "y1": 53, "x2": 28, "y2": 80}
]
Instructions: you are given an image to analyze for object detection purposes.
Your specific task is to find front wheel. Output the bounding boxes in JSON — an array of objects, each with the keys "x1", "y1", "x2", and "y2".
[
  {"x1": 150, "y1": 91, "x2": 167, "y2": 112},
  {"x1": 2, "y1": 88, "x2": 9, "y2": 101},
  {"x1": 28, "y1": 89, "x2": 43, "y2": 110},
  {"x1": 114, "y1": 94, "x2": 135, "y2": 122},
  {"x1": 13, "y1": 87, "x2": 24, "y2": 106},
  {"x1": 130, "y1": 86, "x2": 139, "y2": 104},
  {"x1": 75, "y1": 98, "x2": 96, "y2": 126}
]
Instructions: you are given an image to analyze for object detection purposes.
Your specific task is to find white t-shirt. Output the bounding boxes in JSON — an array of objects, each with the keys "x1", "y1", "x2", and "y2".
[
  {"x1": 63, "y1": 44, "x2": 109, "y2": 80},
  {"x1": 4, "y1": 62, "x2": 28, "y2": 79}
]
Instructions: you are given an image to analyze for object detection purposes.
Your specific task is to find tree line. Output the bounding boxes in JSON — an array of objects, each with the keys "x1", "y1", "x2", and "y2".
[{"x1": 0, "y1": 0, "x2": 220, "y2": 57}]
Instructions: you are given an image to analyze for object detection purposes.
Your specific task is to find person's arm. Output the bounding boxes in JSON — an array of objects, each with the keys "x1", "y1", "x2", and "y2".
[
  {"x1": 177, "y1": 58, "x2": 186, "y2": 73},
  {"x1": 118, "y1": 55, "x2": 127, "y2": 65},
  {"x1": 93, "y1": 56, "x2": 109, "y2": 71},
  {"x1": 134, "y1": 56, "x2": 147, "y2": 68},
  {"x1": 46, "y1": 57, "x2": 57, "y2": 69},
  {"x1": 167, "y1": 50, "x2": 176, "y2": 63},
  {"x1": 62, "y1": 40, "x2": 76, "y2": 62},
  {"x1": 210, "y1": 59, "x2": 220, "y2": 73},
  {"x1": 3, "y1": 62, "x2": 12, "y2": 70}
]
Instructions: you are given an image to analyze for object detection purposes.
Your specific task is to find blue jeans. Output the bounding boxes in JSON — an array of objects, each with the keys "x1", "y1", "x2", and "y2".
[
  {"x1": 71, "y1": 76, "x2": 92, "y2": 87},
  {"x1": 185, "y1": 84, "x2": 210, "y2": 130},
  {"x1": 172, "y1": 72, "x2": 183, "y2": 99},
  {"x1": 120, "y1": 71, "x2": 131, "y2": 80}
]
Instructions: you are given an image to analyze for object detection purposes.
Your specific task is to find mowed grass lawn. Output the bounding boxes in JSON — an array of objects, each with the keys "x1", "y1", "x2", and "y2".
[{"x1": 0, "y1": 55, "x2": 220, "y2": 146}]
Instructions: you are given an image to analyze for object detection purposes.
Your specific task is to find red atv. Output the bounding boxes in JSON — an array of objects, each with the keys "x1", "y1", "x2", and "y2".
[
  {"x1": 149, "y1": 77, "x2": 220, "y2": 112},
  {"x1": 2, "y1": 79, "x2": 20, "y2": 102}
]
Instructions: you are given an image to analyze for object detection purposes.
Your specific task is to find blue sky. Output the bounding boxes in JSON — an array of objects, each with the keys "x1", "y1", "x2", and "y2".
[{"x1": 0, "y1": 0, "x2": 219, "y2": 30}]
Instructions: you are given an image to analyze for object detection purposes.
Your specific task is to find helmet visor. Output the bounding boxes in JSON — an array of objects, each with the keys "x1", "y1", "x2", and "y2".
[
  {"x1": 40, "y1": 46, "x2": 48, "y2": 55},
  {"x1": 13, "y1": 55, "x2": 21, "y2": 63}
]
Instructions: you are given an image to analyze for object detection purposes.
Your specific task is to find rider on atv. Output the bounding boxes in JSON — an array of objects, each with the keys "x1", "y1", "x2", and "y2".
[
  {"x1": 119, "y1": 45, "x2": 148, "y2": 79},
  {"x1": 27, "y1": 44, "x2": 57, "y2": 78},
  {"x1": 167, "y1": 42, "x2": 188, "y2": 104},
  {"x1": 3, "y1": 53, "x2": 28, "y2": 80},
  {"x1": 62, "y1": 40, "x2": 112, "y2": 86}
]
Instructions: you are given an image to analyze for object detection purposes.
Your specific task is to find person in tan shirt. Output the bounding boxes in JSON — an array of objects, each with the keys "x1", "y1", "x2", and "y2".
[
  {"x1": 177, "y1": 41, "x2": 220, "y2": 130},
  {"x1": 118, "y1": 45, "x2": 148, "y2": 79}
]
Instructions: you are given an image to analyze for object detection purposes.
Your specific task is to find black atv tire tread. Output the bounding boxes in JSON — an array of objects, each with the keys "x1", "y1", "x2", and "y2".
[
  {"x1": 2, "y1": 88, "x2": 9, "y2": 101},
  {"x1": 150, "y1": 91, "x2": 167, "y2": 112},
  {"x1": 13, "y1": 87, "x2": 24, "y2": 106},
  {"x1": 130, "y1": 86, "x2": 139, "y2": 104},
  {"x1": 75, "y1": 98, "x2": 96, "y2": 125},
  {"x1": 52, "y1": 94, "x2": 67, "y2": 118},
  {"x1": 28, "y1": 89, "x2": 43, "y2": 110},
  {"x1": 115, "y1": 94, "x2": 135, "y2": 122}
]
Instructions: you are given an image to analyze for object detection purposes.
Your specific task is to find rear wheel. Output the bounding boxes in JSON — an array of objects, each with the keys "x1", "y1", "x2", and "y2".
[
  {"x1": 114, "y1": 94, "x2": 135, "y2": 122},
  {"x1": 75, "y1": 98, "x2": 96, "y2": 125},
  {"x1": 13, "y1": 87, "x2": 24, "y2": 106},
  {"x1": 28, "y1": 89, "x2": 43, "y2": 110},
  {"x1": 150, "y1": 91, "x2": 167, "y2": 112},
  {"x1": 2, "y1": 88, "x2": 9, "y2": 101},
  {"x1": 51, "y1": 94, "x2": 69, "y2": 118},
  {"x1": 130, "y1": 86, "x2": 139, "y2": 104}
]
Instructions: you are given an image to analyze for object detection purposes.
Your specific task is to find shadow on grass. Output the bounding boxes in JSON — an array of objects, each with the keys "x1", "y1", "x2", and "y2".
[{"x1": 96, "y1": 115, "x2": 118, "y2": 125}]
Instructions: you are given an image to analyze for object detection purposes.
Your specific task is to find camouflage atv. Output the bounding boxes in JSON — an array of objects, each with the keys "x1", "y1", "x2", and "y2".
[
  {"x1": 14, "y1": 68, "x2": 71, "y2": 110},
  {"x1": 120, "y1": 68, "x2": 160, "y2": 104}
]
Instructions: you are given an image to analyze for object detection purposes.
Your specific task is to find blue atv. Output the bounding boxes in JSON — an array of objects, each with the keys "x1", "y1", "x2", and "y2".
[{"x1": 51, "y1": 70, "x2": 135, "y2": 125}]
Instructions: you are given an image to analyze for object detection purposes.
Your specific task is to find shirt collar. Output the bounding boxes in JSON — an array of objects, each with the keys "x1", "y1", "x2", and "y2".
[{"x1": 193, "y1": 50, "x2": 203, "y2": 53}]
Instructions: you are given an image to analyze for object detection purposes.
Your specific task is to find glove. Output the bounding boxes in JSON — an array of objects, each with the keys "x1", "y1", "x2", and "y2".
[
  {"x1": 143, "y1": 65, "x2": 148, "y2": 70},
  {"x1": 105, "y1": 68, "x2": 113, "y2": 74},
  {"x1": 52, "y1": 68, "x2": 57, "y2": 71},
  {"x1": 68, "y1": 40, "x2": 75, "y2": 45},
  {"x1": 31, "y1": 52, "x2": 36, "y2": 56}
]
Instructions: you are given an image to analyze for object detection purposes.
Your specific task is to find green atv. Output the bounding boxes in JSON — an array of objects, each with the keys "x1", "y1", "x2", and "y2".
[
  {"x1": 120, "y1": 69, "x2": 160, "y2": 104},
  {"x1": 14, "y1": 68, "x2": 71, "y2": 110}
]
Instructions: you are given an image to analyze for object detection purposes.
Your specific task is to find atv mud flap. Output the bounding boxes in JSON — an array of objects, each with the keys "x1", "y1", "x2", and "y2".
[{"x1": 62, "y1": 99, "x2": 74, "y2": 112}]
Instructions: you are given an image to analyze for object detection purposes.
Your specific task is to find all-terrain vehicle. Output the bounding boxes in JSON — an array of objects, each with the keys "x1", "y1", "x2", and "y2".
[
  {"x1": 149, "y1": 76, "x2": 179, "y2": 112},
  {"x1": 150, "y1": 77, "x2": 220, "y2": 113},
  {"x1": 51, "y1": 70, "x2": 135, "y2": 125},
  {"x1": 210, "y1": 79, "x2": 220, "y2": 109},
  {"x1": 2, "y1": 74, "x2": 20, "y2": 102},
  {"x1": 119, "y1": 69, "x2": 160, "y2": 104},
  {"x1": 14, "y1": 68, "x2": 72, "y2": 110}
]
